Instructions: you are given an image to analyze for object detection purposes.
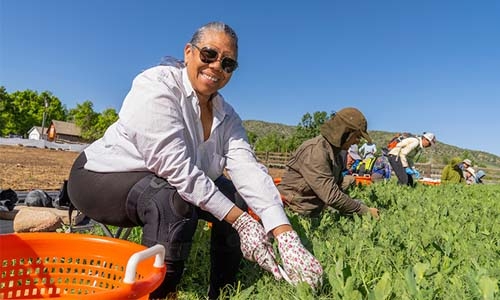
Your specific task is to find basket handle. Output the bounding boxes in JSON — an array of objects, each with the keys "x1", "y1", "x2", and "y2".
[{"x1": 124, "y1": 244, "x2": 165, "y2": 284}]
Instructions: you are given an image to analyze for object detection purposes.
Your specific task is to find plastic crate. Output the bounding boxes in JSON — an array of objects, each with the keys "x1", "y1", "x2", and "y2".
[
  {"x1": 0, "y1": 233, "x2": 166, "y2": 299},
  {"x1": 418, "y1": 178, "x2": 441, "y2": 186},
  {"x1": 353, "y1": 174, "x2": 372, "y2": 185}
]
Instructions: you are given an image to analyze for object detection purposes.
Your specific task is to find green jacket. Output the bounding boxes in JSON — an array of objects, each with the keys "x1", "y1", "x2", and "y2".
[
  {"x1": 277, "y1": 135, "x2": 368, "y2": 217},
  {"x1": 441, "y1": 157, "x2": 464, "y2": 184}
]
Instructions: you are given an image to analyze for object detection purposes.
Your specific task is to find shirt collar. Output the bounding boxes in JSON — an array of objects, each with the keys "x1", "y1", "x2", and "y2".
[
  {"x1": 181, "y1": 67, "x2": 227, "y2": 121},
  {"x1": 181, "y1": 67, "x2": 194, "y2": 98},
  {"x1": 211, "y1": 93, "x2": 225, "y2": 119}
]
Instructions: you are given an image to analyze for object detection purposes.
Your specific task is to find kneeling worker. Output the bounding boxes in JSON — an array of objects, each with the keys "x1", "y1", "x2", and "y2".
[{"x1": 277, "y1": 107, "x2": 379, "y2": 218}]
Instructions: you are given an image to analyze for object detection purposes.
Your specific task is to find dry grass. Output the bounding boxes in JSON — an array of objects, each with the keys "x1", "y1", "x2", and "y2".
[{"x1": 0, "y1": 145, "x2": 284, "y2": 191}]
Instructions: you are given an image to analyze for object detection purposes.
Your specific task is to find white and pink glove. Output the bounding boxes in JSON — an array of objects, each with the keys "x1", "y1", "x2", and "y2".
[
  {"x1": 232, "y1": 212, "x2": 283, "y2": 280},
  {"x1": 276, "y1": 230, "x2": 323, "y2": 289}
]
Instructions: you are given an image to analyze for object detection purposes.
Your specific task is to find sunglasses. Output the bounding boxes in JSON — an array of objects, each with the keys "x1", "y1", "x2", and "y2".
[{"x1": 191, "y1": 44, "x2": 238, "y2": 73}]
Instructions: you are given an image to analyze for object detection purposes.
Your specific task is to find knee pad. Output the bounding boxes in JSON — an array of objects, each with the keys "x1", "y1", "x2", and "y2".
[{"x1": 132, "y1": 175, "x2": 198, "y2": 262}]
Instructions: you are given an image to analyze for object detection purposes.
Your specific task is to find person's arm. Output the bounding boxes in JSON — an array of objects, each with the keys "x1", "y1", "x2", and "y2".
[
  {"x1": 223, "y1": 206, "x2": 293, "y2": 234},
  {"x1": 221, "y1": 111, "x2": 322, "y2": 288},
  {"x1": 294, "y1": 141, "x2": 372, "y2": 216},
  {"x1": 223, "y1": 206, "x2": 244, "y2": 223},
  {"x1": 222, "y1": 106, "x2": 290, "y2": 233},
  {"x1": 398, "y1": 138, "x2": 419, "y2": 168}
]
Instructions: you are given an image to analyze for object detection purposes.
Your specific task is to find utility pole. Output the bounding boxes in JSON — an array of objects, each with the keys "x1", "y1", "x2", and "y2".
[{"x1": 41, "y1": 97, "x2": 49, "y2": 141}]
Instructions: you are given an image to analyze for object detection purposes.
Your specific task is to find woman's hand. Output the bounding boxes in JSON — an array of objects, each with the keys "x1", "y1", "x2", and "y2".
[
  {"x1": 231, "y1": 212, "x2": 283, "y2": 280},
  {"x1": 354, "y1": 199, "x2": 380, "y2": 219},
  {"x1": 368, "y1": 207, "x2": 380, "y2": 219},
  {"x1": 276, "y1": 230, "x2": 323, "y2": 289}
]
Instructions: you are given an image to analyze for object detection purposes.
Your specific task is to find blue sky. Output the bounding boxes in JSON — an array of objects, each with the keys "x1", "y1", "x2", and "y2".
[{"x1": 1, "y1": 0, "x2": 499, "y2": 156}]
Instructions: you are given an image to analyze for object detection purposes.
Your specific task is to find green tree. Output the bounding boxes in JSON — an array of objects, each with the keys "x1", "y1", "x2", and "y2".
[
  {"x1": 247, "y1": 130, "x2": 258, "y2": 147},
  {"x1": 4, "y1": 89, "x2": 38, "y2": 136},
  {"x1": 281, "y1": 135, "x2": 299, "y2": 153},
  {"x1": 0, "y1": 86, "x2": 13, "y2": 136},
  {"x1": 68, "y1": 101, "x2": 118, "y2": 142},
  {"x1": 68, "y1": 100, "x2": 99, "y2": 141},
  {"x1": 90, "y1": 108, "x2": 118, "y2": 140},
  {"x1": 290, "y1": 111, "x2": 333, "y2": 150},
  {"x1": 255, "y1": 133, "x2": 286, "y2": 152},
  {"x1": 0, "y1": 89, "x2": 67, "y2": 137},
  {"x1": 39, "y1": 91, "x2": 68, "y2": 126}
]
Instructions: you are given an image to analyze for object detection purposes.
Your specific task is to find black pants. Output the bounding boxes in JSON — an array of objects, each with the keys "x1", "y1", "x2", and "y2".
[
  {"x1": 68, "y1": 152, "x2": 244, "y2": 299},
  {"x1": 388, "y1": 154, "x2": 414, "y2": 186}
]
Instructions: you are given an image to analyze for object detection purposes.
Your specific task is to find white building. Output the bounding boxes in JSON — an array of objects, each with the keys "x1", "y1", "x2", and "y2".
[{"x1": 27, "y1": 126, "x2": 44, "y2": 140}]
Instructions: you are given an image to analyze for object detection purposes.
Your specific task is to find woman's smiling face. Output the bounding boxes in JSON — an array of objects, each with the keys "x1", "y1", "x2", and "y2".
[{"x1": 184, "y1": 30, "x2": 237, "y2": 102}]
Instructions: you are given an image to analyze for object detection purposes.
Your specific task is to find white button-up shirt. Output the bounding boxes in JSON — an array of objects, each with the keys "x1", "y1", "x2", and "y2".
[{"x1": 84, "y1": 65, "x2": 289, "y2": 232}]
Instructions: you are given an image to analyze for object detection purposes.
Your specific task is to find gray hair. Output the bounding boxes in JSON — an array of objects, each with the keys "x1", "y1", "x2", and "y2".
[{"x1": 189, "y1": 22, "x2": 238, "y2": 57}]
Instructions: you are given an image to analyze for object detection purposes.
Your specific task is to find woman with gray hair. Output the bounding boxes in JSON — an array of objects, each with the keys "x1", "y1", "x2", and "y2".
[{"x1": 67, "y1": 22, "x2": 322, "y2": 299}]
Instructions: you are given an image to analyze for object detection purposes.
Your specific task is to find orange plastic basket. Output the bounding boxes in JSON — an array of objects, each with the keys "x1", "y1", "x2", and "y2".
[
  {"x1": 353, "y1": 174, "x2": 372, "y2": 185},
  {"x1": 0, "y1": 233, "x2": 166, "y2": 300},
  {"x1": 418, "y1": 178, "x2": 441, "y2": 186}
]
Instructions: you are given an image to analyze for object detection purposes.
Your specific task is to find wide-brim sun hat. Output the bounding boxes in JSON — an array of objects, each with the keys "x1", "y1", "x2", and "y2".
[
  {"x1": 335, "y1": 107, "x2": 372, "y2": 144},
  {"x1": 423, "y1": 132, "x2": 436, "y2": 145},
  {"x1": 466, "y1": 167, "x2": 476, "y2": 177},
  {"x1": 320, "y1": 107, "x2": 372, "y2": 148},
  {"x1": 348, "y1": 145, "x2": 362, "y2": 160}
]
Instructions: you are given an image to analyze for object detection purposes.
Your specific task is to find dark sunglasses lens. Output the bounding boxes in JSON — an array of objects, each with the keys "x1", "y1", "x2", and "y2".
[
  {"x1": 221, "y1": 58, "x2": 238, "y2": 73},
  {"x1": 200, "y1": 48, "x2": 218, "y2": 63}
]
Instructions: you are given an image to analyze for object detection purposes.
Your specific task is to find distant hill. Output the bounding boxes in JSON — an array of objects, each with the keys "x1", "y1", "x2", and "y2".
[
  {"x1": 243, "y1": 120, "x2": 296, "y2": 138},
  {"x1": 242, "y1": 120, "x2": 500, "y2": 168}
]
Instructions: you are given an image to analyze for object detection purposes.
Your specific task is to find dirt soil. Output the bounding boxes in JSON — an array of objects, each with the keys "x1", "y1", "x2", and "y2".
[
  {"x1": 0, "y1": 145, "x2": 284, "y2": 191},
  {"x1": 0, "y1": 145, "x2": 79, "y2": 190}
]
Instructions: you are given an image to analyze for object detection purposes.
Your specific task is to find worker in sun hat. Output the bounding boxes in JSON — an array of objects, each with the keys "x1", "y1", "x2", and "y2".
[
  {"x1": 359, "y1": 141, "x2": 377, "y2": 159},
  {"x1": 343, "y1": 144, "x2": 362, "y2": 172},
  {"x1": 462, "y1": 158, "x2": 472, "y2": 168},
  {"x1": 348, "y1": 144, "x2": 362, "y2": 161},
  {"x1": 387, "y1": 131, "x2": 436, "y2": 187},
  {"x1": 277, "y1": 107, "x2": 379, "y2": 219},
  {"x1": 440, "y1": 157, "x2": 465, "y2": 184},
  {"x1": 458, "y1": 158, "x2": 473, "y2": 179},
  {"x1": 337, "y1": 144, "x2": 362, "y2": 191},
  {"x1": 465, "y1": 167, "x2": 477, "y2": 185}
]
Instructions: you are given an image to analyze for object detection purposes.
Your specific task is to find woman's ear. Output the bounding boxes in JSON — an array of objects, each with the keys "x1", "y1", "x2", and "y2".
[{"x1": 184, "y1": 44, "x2": 193, "y2": 65}]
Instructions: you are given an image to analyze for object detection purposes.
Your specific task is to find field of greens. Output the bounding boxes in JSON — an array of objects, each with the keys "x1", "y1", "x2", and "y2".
[{"x1": 122, "y1": 182, "x2": 499, "y2": 299}]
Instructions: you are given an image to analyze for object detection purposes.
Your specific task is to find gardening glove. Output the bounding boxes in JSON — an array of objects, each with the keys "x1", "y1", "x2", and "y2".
[
  {"x1": 405, "y1": 167, "x2": 414, "y2": 175},
  {"x1": 232, "y1": 212, "x2": 283, "y2": 280},
  {"x1": 354, "y1": 199, "x2": 379, "y2": 219},
  {"x1": 276, "y1": 230, "x2": 323, "y2": 290},
  {"x1": 413, "y1": 169, "x2": 421, "y2": 179}
]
